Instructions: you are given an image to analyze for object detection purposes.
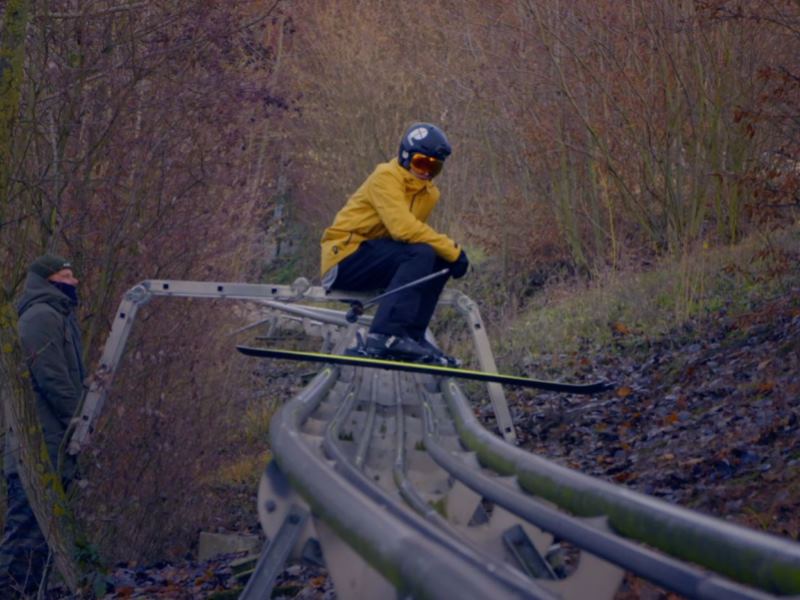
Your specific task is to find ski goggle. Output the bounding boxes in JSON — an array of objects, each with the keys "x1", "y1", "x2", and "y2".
[{"x1": 410, "y1": 153, "x2": 444, "y2": 178}]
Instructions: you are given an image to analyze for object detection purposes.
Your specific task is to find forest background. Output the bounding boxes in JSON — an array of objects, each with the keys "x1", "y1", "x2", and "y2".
[{"x1": 0, "y1": 0, "x2": 798, "y2": 592}]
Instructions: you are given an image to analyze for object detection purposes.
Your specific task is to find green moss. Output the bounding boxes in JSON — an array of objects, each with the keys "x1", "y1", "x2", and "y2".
[
  {"x1": 505, "y1": 226, "x2": 800, "y2": 362},
  {"x1": 429, "y1": 497, "x2": 447, "y2": 518},
  {"x1": 208, "y1": 589, "x2": 243, "y2": 600}
]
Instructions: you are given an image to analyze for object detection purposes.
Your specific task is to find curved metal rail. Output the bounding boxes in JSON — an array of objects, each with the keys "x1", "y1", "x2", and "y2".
[
  {"x1": 250, "y1": 308, "x2": 800, "y2": 600},
  {"x1": 255, "y1": 350, "x2": 799, "y2": 599},
  {"x1": 263, "y1": 366, "x2": 555, "y2": 599},
  {"x1": 441, "y1": 381, "x2": 800, "y2": 596}
]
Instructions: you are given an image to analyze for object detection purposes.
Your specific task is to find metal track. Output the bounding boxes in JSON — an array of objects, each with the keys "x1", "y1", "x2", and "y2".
[
  {"x1": 257, "y1": 352, "x2": 798, "y2": 599},
  {"x1": 251, "y1": 311, "x2": 800, "y2": 600},
  {"x1": 75, "y1": 278, "x2": 800, "y2": 599},
  {"x1": 263, "y1": 366, "x2": 555, "y2": 599}
]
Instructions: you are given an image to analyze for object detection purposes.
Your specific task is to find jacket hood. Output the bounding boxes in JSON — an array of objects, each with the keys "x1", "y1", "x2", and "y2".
[{"x1": 16, "y1": 271, "x2": 73, "y2": 317}]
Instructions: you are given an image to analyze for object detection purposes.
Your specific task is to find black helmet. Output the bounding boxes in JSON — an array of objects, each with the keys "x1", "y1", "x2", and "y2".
[{"x1": 398, "y1": 123, "x2": 451, "y2": 169}]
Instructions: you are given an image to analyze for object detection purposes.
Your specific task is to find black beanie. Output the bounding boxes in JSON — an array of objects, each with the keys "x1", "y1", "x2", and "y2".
[{"x1": 29, "y1": 254, "x2": 72, "y2": 279}]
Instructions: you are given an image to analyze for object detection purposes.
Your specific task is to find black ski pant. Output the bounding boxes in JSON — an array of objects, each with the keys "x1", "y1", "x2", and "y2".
[
  {"x1": 0, "y1": 475, "x2": 49, "y2": 597},
  {"x1": 331, "y1": 239, "x2": 451, "y2": 339}
]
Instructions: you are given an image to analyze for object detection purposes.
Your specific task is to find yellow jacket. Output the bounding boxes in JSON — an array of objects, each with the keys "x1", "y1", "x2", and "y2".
[{"x1": 320, "y1": 158, "x2": 460, "y2": 276}]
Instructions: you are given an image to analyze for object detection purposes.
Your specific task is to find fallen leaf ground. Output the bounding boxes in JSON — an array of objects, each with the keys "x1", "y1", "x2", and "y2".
[
  {"x1": 511, "y1": 289, "x2": 800, "y2": 538},
  {"x1": 503, "y1": 287, "x2": 800, "y2": 597}
]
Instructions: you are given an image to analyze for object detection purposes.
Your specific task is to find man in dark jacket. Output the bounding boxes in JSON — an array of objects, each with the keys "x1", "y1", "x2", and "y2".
[{"x1": 0, "y1": 255, "x2": 85, "y2": 597}]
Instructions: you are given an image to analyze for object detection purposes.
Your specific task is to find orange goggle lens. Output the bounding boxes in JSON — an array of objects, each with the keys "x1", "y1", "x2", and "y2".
[{"x1": 410, "y1": 153, "x2": 444, "y2": 178}]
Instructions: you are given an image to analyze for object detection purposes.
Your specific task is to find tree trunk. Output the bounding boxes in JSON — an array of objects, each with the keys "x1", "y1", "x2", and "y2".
[
  {"x1": 0, "y1": 0, "x2": 31, "y2": 223},
  {"x1": 0, "y1": 306, "x2": 84, "y2": 592},
  {"x1": 0, "y1": 1, "x2": 89, "y2": 592}
]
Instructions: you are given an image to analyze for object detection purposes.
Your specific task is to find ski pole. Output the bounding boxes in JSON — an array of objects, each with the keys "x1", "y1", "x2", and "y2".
[{"x1": 345, "y1": 268, "x2": 450, "y2": 323}]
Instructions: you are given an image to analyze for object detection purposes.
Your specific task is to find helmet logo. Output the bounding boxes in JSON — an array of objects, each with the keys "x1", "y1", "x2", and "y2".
[{"x1": 407, "y1": 127, "x2": 429, "y2": 146}]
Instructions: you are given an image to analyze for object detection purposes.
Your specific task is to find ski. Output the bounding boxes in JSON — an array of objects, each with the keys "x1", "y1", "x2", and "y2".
[{"x1": 236, "y1": 346, "x2": 612, "y2": 394}]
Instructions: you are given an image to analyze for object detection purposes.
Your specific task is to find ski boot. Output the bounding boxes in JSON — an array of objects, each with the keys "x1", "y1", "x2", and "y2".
[{"x1": 415, "y1": 337, "x2": 461, "y2": 368}]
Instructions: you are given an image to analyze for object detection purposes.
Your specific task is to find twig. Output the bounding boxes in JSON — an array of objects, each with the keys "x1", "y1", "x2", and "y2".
[{"x1": 45, "y1": 3, "x2": 147, "y2": 19}]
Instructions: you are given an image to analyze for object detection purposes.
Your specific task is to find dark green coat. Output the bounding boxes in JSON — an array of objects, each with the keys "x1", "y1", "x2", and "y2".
[{"x1": 3, "y1": 272, "x2": 85, "y2": 478}]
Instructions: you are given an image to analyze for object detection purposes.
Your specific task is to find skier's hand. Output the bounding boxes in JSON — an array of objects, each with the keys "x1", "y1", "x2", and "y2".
[{"x1": 449, "y1": 250, "x2": 469, "y2": 279}]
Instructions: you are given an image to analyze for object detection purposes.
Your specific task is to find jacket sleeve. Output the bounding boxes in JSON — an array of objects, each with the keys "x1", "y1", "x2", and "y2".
[
  {"x1": 18, "y1": 308, "x2": 80, "y2": 426},
  {"x1": 369, "y1": 170, "x2": 461, "y2": 262}
]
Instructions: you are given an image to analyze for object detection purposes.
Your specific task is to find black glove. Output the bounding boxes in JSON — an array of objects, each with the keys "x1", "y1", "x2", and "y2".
[{"x1": 449, "y1": 250, "x2": 469, "y2": 279}]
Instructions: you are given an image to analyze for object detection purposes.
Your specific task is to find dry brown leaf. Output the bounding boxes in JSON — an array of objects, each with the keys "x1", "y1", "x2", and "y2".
[
  {"x1": 617, "y1": 386, "x2": 632, "y2": 398},
  {"x1": 612, "y1": 322, "x2": 631, "y2": 335},
  {"x1": 758, "y1": 381, "x2": 775, "y2": 393}
]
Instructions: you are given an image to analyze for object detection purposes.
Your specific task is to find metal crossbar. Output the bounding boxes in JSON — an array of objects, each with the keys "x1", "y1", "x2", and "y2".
[{"x1": 68, "y1": 277, "x2": 515, "y2": 453}]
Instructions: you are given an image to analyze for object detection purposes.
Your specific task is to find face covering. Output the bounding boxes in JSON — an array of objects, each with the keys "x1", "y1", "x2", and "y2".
[{"x1": 51, "y1": 281, "x2": 79, "y2": 305}]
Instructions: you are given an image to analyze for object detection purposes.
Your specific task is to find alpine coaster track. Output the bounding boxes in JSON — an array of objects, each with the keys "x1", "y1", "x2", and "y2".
[{"x1": 70, "y1": 278, "x2": 800, "y2": 599}]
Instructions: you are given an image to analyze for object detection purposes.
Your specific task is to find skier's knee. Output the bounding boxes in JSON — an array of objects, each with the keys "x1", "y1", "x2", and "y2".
[{"x1": 405, "y1": 243, "x2": 436, "y2": 264}]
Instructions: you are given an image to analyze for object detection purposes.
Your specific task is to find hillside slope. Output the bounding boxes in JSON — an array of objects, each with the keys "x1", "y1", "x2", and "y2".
[
  {"x1": 501, "y1": 287, "x2": 800, "y2": 597},
  {"x1": 512, "y1": 289, "x2": 800, "y2": 536}
]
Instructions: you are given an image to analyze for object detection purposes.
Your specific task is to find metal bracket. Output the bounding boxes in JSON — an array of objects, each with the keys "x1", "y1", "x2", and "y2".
[
  {"x1": 238, "y1": 503, "x2": 310, "y2": 600},
  {"x1": 503, "y1": 524, "x2": 557, "y2": 580},
  {"x1": 448, "y1": 290, "x2": 516, "y2": 444}
]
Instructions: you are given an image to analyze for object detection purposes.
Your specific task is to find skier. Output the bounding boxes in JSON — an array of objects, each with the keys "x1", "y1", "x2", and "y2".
[{"x1": 320, "y1": 123, "x2": 469, "y2": 363}]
